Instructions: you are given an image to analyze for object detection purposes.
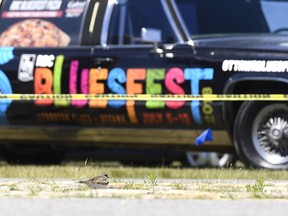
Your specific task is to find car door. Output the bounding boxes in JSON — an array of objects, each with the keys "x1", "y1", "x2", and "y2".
[
  {"x1": 0, "y1": 0, "x2": 109, "y2": 126},
  {"x1": 0, "y1": 0, "x2": 222, "y2": 131},
  {"x1": 89, "y1": 0, "x2": 223, "y2": 129}
]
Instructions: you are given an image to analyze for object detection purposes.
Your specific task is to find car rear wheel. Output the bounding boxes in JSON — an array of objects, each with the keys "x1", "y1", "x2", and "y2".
[{"x1": 234, "y1": 101, "x2": 288, "y2": 169}]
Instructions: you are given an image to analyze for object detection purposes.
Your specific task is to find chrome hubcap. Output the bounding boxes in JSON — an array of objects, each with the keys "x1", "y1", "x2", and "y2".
[
  {"x1": 253, "y1": 104, "x2": 288, "y2": 164},
  {"x1": 258, "y1": 117, "x2": 288, "y2": 155}
]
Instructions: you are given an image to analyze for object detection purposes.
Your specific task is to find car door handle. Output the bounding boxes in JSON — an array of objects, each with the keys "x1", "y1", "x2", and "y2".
[{"x1": 94, "y1": 57, "x2": 114, "y2": 66}]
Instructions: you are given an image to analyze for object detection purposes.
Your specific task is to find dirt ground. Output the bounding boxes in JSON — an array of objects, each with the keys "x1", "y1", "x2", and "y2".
[{"x1": 0, "y1": 179, "x2": 288, "y2": 200}]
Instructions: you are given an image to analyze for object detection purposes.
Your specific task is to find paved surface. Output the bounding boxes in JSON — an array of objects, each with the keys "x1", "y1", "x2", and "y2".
[
  {"x1": 0, "y1": 198, "x2": 288, "y2": 216},
  {"x1": 1, "y1": 178, "x2": 288, "y2": 216}
]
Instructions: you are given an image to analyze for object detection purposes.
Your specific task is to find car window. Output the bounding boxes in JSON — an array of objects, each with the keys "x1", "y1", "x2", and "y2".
[
  {"x1": 175, "y1": 0, "x2": 277, "y2": 36},
  {"x1": 107, "y1": 0, "x2": 177, "y2": 45},
  {"x1": 261, "y1": 0, "x2": 288, "y2": 33}
]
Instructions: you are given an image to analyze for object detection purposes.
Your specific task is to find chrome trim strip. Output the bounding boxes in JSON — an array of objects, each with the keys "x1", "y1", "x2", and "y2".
[
  {"x1": 89, "y1": 2, "x2": 100, "y2": 33},
  {"x1": 118, "y1": 2, "x2": 127, "y2": 45},
  {"x1": 169, "y1": 0, "x2": 194, "y2": 46},
  {"x1": 160, "y1": 0, "x2": 183, "y2": 43},
  {"x1": 100, "y1": 0, "x2": 117, "y2": 46}
]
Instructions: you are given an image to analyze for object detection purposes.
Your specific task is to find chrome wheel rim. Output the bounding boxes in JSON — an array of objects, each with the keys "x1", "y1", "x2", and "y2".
[{"x1": 252, "y1": 104, "x2": 288, "y2": 164}]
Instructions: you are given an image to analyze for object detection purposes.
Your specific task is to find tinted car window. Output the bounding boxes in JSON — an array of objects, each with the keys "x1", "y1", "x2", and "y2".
[
  {"x1": 175, "y1": 0, "x2": 278, "y2": 36},
  {"x1": 261, "y1": 0, "x2": 288, "y2": 33},
  {"x1": 108, "y1": 0, "x2": 177, "y2": 44}
]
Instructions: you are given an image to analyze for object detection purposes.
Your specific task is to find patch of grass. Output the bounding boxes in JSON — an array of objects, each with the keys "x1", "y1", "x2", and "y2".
[
  {"x1": 50, "y1": 183, "x2": 60, "y2": 192},
  {"x1": 9, "y1": 184, "x2": 18, "y2": 191},
  {"x1": 0, "y1": 161, "x2": 288, "y2": 180},
  {"x1": 170, "y1": 182, "x2": 188, "y2": 190},
  {"x1": 198, "y1": 184, "x2": 223, "y2": 193},
  {"x1": 226, "y1": 193, "x2": 235, "y2": 200},
  {"x1": 198, "y1": 183, "x2": 243, "y2": 193},
  {"x1": 122, "y1": 182, "x2": 147, "y2": 190},
  {"x1": 246, "y1": 179, "x2": 266, "y2": 193},
  {"x1": 144, "y1": 171, "x2": 158, "y2": 192},
  {"x1": 27, "y1": 185, "x2": 41, "y2": 196},
  {"x1": 124, "y1": 181, "x2": 135, "y2": 190},
  {"x1": 111, "y1": 178, "x2": 122, "y2": 184}
]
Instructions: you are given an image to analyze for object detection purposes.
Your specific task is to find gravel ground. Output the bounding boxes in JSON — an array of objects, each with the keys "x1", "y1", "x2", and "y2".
[
  {"x1": 1, "y1": 178, "x2": 288, "y2": 216},
  {"x1": 0, "y1": 178, "x2": 288, "y2": 200}
]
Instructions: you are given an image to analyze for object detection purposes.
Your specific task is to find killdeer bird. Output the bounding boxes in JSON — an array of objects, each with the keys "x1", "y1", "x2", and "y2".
[{"x1": 78, "y1": 173, "x2": 109, "y2": 189}]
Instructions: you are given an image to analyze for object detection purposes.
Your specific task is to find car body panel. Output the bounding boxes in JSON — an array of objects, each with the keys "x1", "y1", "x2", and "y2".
[{"x1": 1, "y1": 0, "x2": 288, "y2": 154}]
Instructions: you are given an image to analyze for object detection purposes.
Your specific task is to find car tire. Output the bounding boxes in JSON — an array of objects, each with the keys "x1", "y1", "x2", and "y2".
[{"x1": 234, "y1": 101, "x2": 288, "y2": 169}]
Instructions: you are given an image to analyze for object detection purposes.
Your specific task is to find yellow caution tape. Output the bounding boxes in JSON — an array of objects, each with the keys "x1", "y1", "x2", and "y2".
[{"x1": 0, "y1": 94, "x2": 288, "y2": 101}]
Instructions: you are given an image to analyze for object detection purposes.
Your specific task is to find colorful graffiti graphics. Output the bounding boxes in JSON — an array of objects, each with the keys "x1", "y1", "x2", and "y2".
[
  {"x1": 0, "y1": 69, "x2": 13, "y2": 125},
  {"x1": 0, "y1": 47, "x2": 14, "y2": 65},
  {"x1": 21, "y1": 54, "x2": 216, "y2": 125}
]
